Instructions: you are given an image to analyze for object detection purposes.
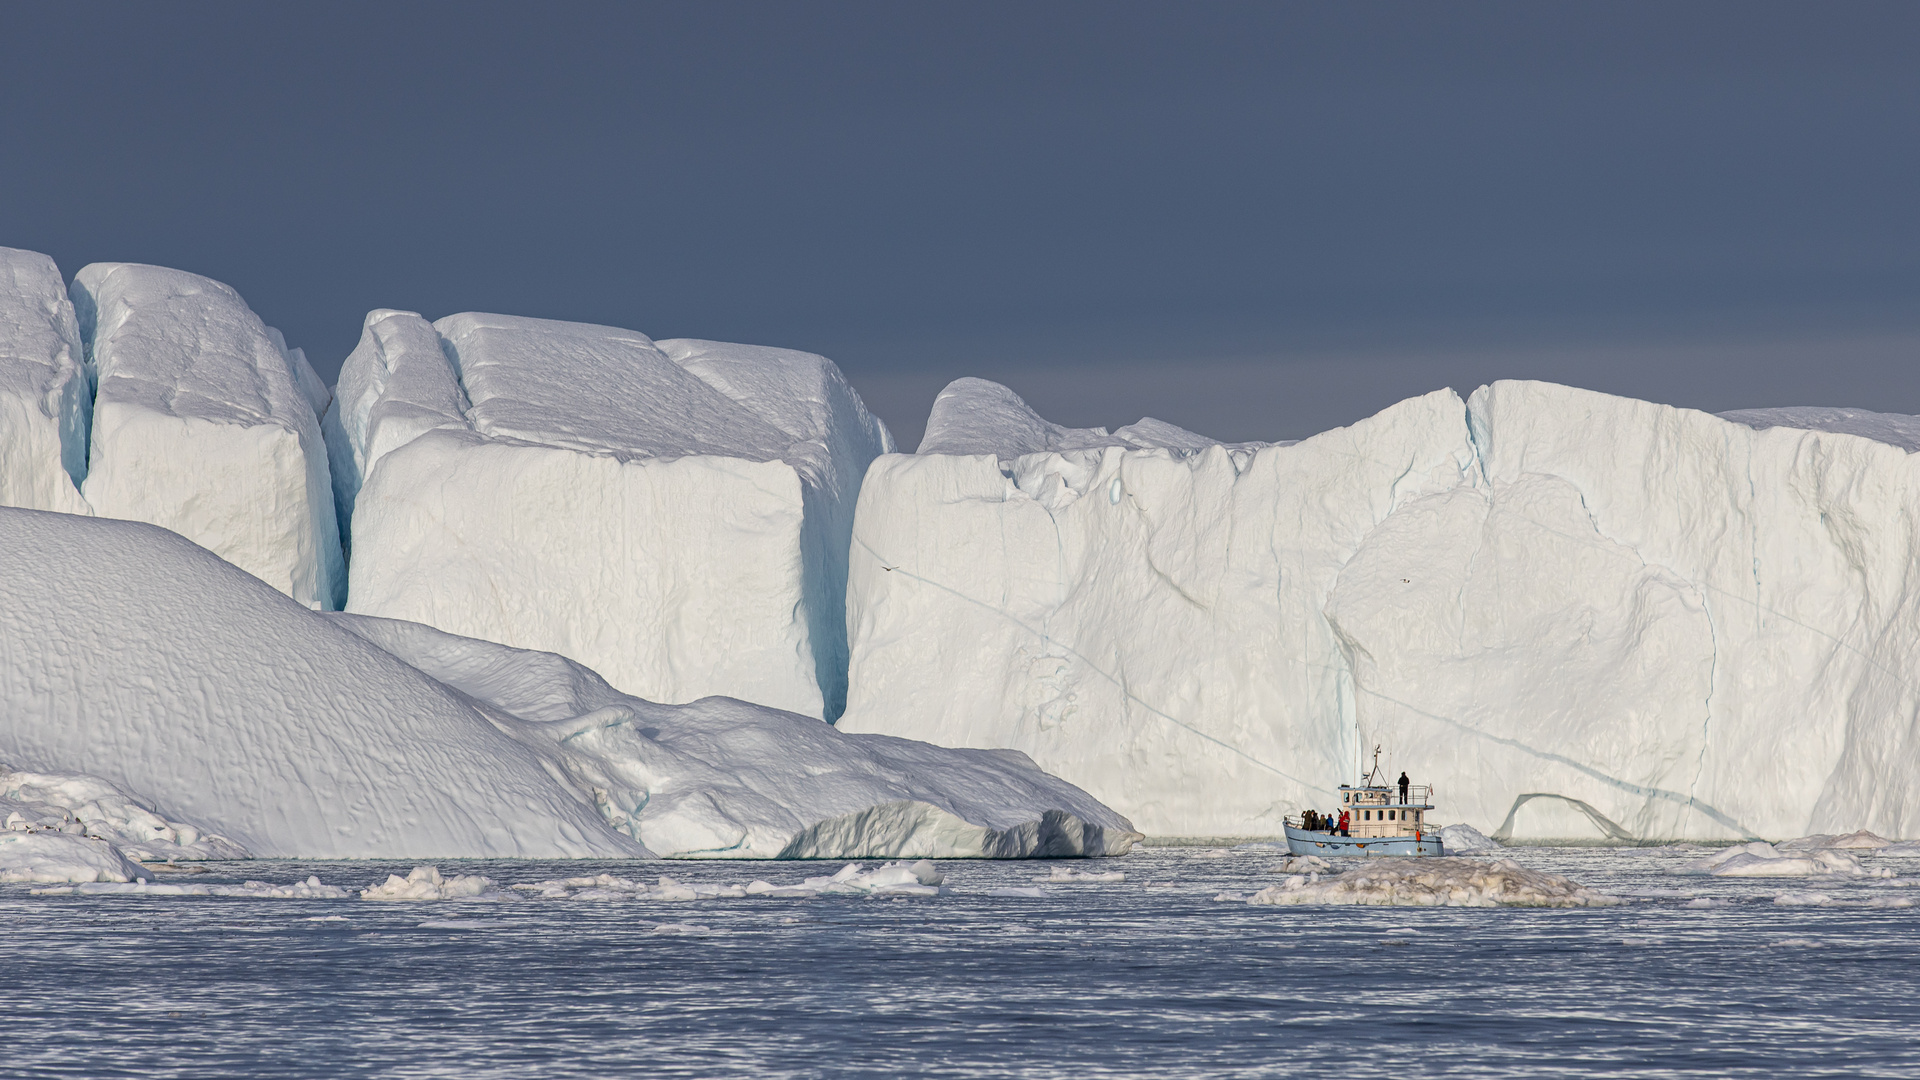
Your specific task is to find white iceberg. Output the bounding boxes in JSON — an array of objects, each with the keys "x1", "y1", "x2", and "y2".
[
  {"x1": 339, "y1": 313, "x2": 892, "y2": 719},
  {"x1": 842, "y1": 377, "x2": 1920, "y2": 843},
  {"x1": 331, "y1": 611, "x2": 1140, "y2": 858},
  {"x1": 0, "y1": 247, "x2": 92, "y2": 515},
  {"x1": 0, "y1": 505, "x2": 646, "y2": 860},
  {"x1": 1241, "y1": 857, "x2": 1619, "y2": 907},
  {"x1": 0, "y1": 501, "x2": 1133, "y2": 862},
  {"x1": 71, "y1": 262, "x2": 343, "y2": 608},
  {"x1": 839, "y1": 379, "x2": 1478, "y2": 837}
]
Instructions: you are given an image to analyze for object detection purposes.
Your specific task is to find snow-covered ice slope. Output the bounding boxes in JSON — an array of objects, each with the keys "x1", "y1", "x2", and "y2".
[
  {"x1": 841, "y1": 378, "x2": 1920, "y2": 842},
  {"x1": 0, "y1": 248, "x2": 92, "y2": 515},
  {"x1": 840, "y1": 379, "x2": 1477, "y2": 838},
  {"x1": 342, "y1": 314, "x2": 891, "y2": 719},
  {"x1": 0, "y1": 505, "x2": 644, "y2": 859},
  {"x1": 71, "y1": 263, "x2": 344, "y2": 609},
  {"x1": 330, "y1": 612, "x2": 1139, "y2": 858}
]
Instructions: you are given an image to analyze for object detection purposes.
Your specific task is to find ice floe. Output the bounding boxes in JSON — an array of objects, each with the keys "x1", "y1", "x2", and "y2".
[
  {"x1": 0, "y1": 831, "x2": 148, "y2": 884},
  {"x1": 361, "y1": 865, "x2": 497, "y2": 900},
  {"x1": 32, "y1": 875, "x2": 351, "y2": 899},
  {"x1": 1441, "y1": 823, "x2": 1502, "y2": 852},
  {"x1": 1233, "y1": 857, "x2": 1620, "y2": 907},
  {"x1": 1677, "y1": 841, "x2": 1893, "y2": 878}
]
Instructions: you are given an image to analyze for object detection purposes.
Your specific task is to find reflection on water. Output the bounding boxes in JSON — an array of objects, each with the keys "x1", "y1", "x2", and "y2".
[{"x1": 6, "y1": 847, "x2": 1919, "y2": 1078}]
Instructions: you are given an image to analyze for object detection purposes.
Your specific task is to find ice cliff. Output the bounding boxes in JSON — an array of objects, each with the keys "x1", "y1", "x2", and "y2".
[
  {"x1": 0, "y1": 505, "x2": 1132, "y2": 860},
  {"x1": 840, "y1": 378, "x2": 1920, "y2": 843},
  {"x1": 0, "y1": 249, "x2": 91, "y2": 515},
  {"x1": 73, "y1": 262, "x2": 344, "y2": 609},
  {"x1": 333, "y1": 312, "x2": 893, "y2": 719}
]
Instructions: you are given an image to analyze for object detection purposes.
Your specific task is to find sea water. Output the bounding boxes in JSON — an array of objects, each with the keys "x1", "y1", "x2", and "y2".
[{"x1": 6, "y1": 846, "x2": 1917, "y2": 1077}]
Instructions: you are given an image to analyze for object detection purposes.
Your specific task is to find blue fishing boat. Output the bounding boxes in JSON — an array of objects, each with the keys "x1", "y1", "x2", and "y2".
[{"x1": 1284, "y1": 747, "x2": 1444, "y2": 857}]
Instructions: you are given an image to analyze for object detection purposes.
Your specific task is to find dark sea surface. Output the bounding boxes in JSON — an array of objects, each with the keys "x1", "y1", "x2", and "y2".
[{"x1": 6, "y1": 846, "x2": 1918, "y2": 1078}]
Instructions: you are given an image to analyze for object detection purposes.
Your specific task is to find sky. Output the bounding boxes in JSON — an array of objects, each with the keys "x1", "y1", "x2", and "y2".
[{"x1": 3, "y1": 1, "x2": 1917, "y2": 448}]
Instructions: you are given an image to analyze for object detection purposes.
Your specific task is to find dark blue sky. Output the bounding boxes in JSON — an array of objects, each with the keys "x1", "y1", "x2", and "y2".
[{"x1": 4, "y1": 2, "x2": 1916, "y2": 445}]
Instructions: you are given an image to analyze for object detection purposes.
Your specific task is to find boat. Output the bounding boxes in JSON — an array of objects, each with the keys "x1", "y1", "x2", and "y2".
[{"x1": 1283, "y1": 746, "x2": 1444, "y2": 857}]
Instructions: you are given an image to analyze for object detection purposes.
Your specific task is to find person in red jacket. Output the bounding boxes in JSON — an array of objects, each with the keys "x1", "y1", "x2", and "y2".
[{"x1": 1337, "y1": 809, "x2": 1351, "y2": 837}]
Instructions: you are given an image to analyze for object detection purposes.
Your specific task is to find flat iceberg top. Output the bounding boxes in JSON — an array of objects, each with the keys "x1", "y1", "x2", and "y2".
[
  {"x1": 917, "y1": 377, "x2": 1265, "y2": 457},
  {"x1": 1719, "y1": 406, "x2": 1920, "y2": 453},
  {"x1": 71, "y1": 262, "x2": 314, "y2": 431},
  {"x1": 436, "y1": 312, "x2": 796, "y2": 463},
  {"x1": 657, "y1": 338, "x2": 892, "y2": 452}
]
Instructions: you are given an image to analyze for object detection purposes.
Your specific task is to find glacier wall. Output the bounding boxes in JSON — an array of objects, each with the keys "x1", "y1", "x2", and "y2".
[
  {"x1": 336, "y1": 312, "x2": 891, "y2": 719},
  {"x1": 839, "y1": 378, "x2": 1920, "y2": 842}
]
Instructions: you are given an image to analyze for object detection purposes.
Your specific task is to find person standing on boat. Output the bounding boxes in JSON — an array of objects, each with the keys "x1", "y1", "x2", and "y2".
[
  {"x1": 1398, "y1": 771, "x2": 1410, "y2": 805},
  {"x1": 1337, "y1": 808, "x2": 1350, "y2": 836}
]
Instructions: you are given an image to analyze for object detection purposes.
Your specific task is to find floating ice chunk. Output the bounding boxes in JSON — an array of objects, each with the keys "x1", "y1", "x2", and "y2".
[
  {"x1": 0, "y1": 766, "x2": 247, "y2": 862},
  {"x1": 54, "y1": 875, "x2": 350, "y2": 899},
  {"x1": 1776, "y1": 830, "x2": 1893, "y2": 851},
  {"x1": 1686, "y1": 897, "x2": 1733, "y2": 908},
  {"x1": 650, "y1": 922, "x2": 719, "y2": 936},
  {"x1": 985, "y1": 887, "x2": 1052, "y2": 898},
  {"x1": 1037, "y1": 867, "x2": 1125, "y2": 883},
  {"x1": 1277, "y1": 855, "x2": 1332, "y2": 874},
  {"x1": 1243, "y1": 857, "x2": 1619, "y2": 908},
  {"x1": 0, "y1": 247, "x2": 91, "y2": 514},
  {"x1": 418, "y1": 919, "x2": 494, "y2": 930},
  {"x1": 1678, "y1": 842, "x2": 1889, "y2": 877},
  {"x1": 1440, "y1": 824, "x2": 1502, "y2": 852},
  {"x1": 513, "y1": 860, "x2": 951, "y2": 902},
  {"x1": 72, "y1": 262, "x2": 343, "y2": 608},
  {"x1": 360, "y1": 865, "x2": 496, "y2": 901},
  {"x1": 0, "y1": 830, "x2": 147, "y2": 883},
  {"x1": 1773, "y1": 891, "x2": 1836, "y2": 907}
]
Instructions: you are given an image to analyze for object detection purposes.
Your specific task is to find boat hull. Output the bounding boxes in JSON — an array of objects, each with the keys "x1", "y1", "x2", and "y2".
[{"x1": 1284, "y1": 824, "x2": 1444, "y2": 857}]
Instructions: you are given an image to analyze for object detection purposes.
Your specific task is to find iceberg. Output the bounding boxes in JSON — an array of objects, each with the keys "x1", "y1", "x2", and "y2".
[
  {"x1": 0, "y1": 247, "x2": 91, "y2": 515},
  {"x1": 0, "y1": 505, "x2": 645, "y2": 860},
  {"x1": 339, "y1": 313, "x2": 892, "y2": 718},
  {"x1": 330, "y1": 612, "x2": 1141, "y2": 858},
  {"x1": 0, "y1": 503, "x2": 1133, "y2": 861},
  {"x1": 842, "y1": 378, "x2": 1920, "y2": 843},
  {"x1": 840, "y1": 379, "x2": 1478, "y2": 837},
  {"x1": 71, "y1": 262, "x2": 343, "y2": 608}
]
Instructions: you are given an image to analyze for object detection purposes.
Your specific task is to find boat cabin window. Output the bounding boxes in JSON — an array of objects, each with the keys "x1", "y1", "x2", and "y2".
[{"x1": 1388, "y1": 810, "x2": 1396, "y2": 820}]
